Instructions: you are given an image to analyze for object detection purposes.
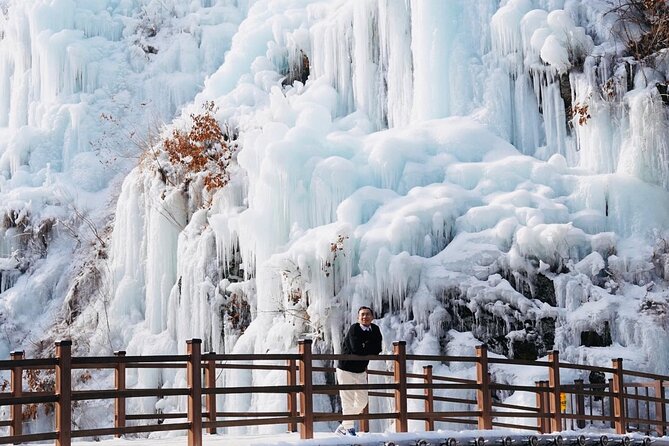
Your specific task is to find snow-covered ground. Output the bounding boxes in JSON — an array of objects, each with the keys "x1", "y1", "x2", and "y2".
[
  {"x1": 46, "y1": 430, "x2": 665, "y2": 446},
  {"x1": 71, "y1": 431, "x2": 468, "y2": 446},
  {"x1": 2, "y1": 0, "x2": 669, "y2": 436},
  {"x1": 40, "y1": 432, "x2": 453, "y2": 446}
]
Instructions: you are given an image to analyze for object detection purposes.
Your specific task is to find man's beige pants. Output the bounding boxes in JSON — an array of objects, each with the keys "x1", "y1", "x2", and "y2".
[{"x1": 336, "y1": 368, "x2": 368, "y2": 429}]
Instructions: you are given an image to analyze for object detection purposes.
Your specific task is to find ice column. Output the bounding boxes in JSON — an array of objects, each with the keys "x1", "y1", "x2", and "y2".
[
  {"x1": 108, "y1": 170, "x2": 149, "y2": 338},
  {"x1": 619, "y1": 91, "x2": 669, "y2": 190},
  {"x1": 145, "y1": 185, "x2": 185, "y2": 335},
  {"x1": 410, "y1": 0, "x2": 458, "y2": 121},
  {"x1": 411, "y1": 0, "x2": 497, "y2": 122}
]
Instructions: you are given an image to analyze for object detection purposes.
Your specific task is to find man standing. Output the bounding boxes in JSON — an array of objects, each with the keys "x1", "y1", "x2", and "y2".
[{"x1": 335, "y1": 306, "x2": 383, "y2": 436}]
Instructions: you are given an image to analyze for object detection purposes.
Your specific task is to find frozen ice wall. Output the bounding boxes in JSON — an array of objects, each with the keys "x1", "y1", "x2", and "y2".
[
  {"x1": 309, "y1": 0, "x2": 499, "y2": 127},
  {"x1": 0, "y1": 0, "x2": 243, "y2": 357},
  {"x1": 85, "y1": 0, "x2": 669, "y2": 432},
  {"x1": 0, "y1": 0, "x2": 227, "y2": 174},
  {"x1": 3, "y1": 0, "x2": 669, "y2": 434}
]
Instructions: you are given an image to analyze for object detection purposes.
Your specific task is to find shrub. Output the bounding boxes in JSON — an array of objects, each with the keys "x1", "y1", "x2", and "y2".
[
  {"x1": 608, "y1": 0, "x2": 669, "y2": 61},
  {"x1": 20, "y1": 369, "x2": 93, "y2": 421},
  {"x1": 162, "y1": 101, "x2": 237, "y2": 190},
  {"x1": 571, "y1": 102, "x2": 592, "y2": 125},
  {"x1": 23, "y1": 369, "x2": 55, "y2": 420},
  {"x1": 222, "y1": 293, "x2": 251, "y2": 332},
  {"x1": 321, "y1": 234, "x2": 348, "y2": 278}
]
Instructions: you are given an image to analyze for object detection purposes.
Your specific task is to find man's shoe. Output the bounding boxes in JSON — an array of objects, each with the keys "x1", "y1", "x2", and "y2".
[
  {"x1": 335, "y1": 424, "x2": 348, "y2": 436},
  {"x1": 335, "y1": 425, "x2": 357, "y2": 436}
]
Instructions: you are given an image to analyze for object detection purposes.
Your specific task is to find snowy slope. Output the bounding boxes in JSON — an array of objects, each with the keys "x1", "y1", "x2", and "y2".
[{"x1": 1, "y1": 0, "x2": 669, "y2": 435}]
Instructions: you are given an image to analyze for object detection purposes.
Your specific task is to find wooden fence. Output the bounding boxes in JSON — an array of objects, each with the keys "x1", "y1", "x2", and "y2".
[{"x1": 0, "y1": 339, "x2": 668, "y2": 446}]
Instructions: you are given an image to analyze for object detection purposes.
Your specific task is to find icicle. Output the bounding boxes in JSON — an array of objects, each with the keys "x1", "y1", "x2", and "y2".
[
  {"x1": 490, "y1": 0, "x2": 533, "y2": 75},
  {"x1": 310, "y1": 3, "x2": 355, "y2": 120},
  {"x1": 377, "y1": 0, "x2": 412, "y2": 128},
  {"x1": 145, "y1": 186, "x2": 185, "y2": 335},
  {"x1": 619, "y1": 91, "x2": 669, "y2": 190}
]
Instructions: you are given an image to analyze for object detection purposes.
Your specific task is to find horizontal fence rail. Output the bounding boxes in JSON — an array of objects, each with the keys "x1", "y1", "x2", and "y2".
[{"x1": 0, "y1": 339, "x2": 668, "y2": 446}]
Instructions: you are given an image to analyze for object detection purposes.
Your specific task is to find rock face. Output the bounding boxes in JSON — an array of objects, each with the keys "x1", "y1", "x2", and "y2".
[
  {"x1": 439, "y1": 287, "x2": 555, "y2": 360},
  {"x1": 506, "y1": 271, "x2": 558, "y2": 307}
]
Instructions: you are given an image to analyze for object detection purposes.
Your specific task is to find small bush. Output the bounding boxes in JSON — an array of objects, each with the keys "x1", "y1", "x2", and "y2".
[
  {"x1": 222, "y1": 293, "x2": 251, "y2": 332},
  {"x1": 571, "y1": 102, "x2": 592, "y2": 125},
  {"x1": 162, "y1": 101, "x2": 237, "y2": 190},
  {"x1": 608, "y1": 0, "x2": 669, "y2": 61},
  {"x1": 321, "y1": 234, "x2": 348, "y2": 278},
  {"x1": 601, "y1": 77, "x2": 620, "y2": 101},
  {"x1": 23, "y1": 369, "x2": 55, "y2": 420}
]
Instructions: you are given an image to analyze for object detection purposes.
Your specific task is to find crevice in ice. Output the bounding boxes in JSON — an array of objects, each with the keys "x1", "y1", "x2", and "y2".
[
  {"x1": 580, "y1": 321, "x2": 612, "y2": 347},
  {"x1": 280, "y1": 48, "x2": 310, "y2": 87},
  {"x1": 433, "y1": 285, "x2": 556, "y2": 360},
  {"x1": 504, "y1": 270, "x2": 558, "y2": 306}
]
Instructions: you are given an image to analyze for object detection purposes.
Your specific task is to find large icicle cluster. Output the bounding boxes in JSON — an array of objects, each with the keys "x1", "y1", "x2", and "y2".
[{"x1": 0, "y1": 0, "x2": 242, "y2": 359}]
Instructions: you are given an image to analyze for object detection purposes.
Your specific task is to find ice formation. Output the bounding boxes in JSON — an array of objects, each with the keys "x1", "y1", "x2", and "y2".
[{"x1": 1, "y1": 0, "x2": 669, "y2": 435}]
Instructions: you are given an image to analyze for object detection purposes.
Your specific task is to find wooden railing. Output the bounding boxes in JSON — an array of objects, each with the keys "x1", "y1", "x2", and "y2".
[{"x1": 0, "y1": 339, "x2": 668, "y2": 446}]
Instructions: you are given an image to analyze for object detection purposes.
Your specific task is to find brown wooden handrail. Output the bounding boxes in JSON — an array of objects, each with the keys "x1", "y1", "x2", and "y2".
[
  {"x1": 0, "y1": 358, "x2": 57, "y2": 369},
  {"x1": 406, "y1": 354, "x2": 480, "y2": 362},
  {"x1": 203, "y1": 353, "x2": 301, "y2": 361},
  {"x1": 558, "y1": 362, "x2": 617, "y2": 373},
  {"x1": 312, "y1": 353, "x2": 395, "y2": 361},
  {"x1": 1, "y1": 339, "x2": 668, "y2": 446},
  {"x1": 623, "y1": 368, "x2": 669, "y2": 381},
  {"x1": 488, "y1": 357, "x2": 550, "y2": 366},
  {"x1": 71, "y1": 355, "x2": 189, "y2": 365}
]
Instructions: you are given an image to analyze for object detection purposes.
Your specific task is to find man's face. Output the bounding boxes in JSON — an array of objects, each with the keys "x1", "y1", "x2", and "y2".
[{"x1": 358, "y1": 308, "x2": 374, "y2": 327}]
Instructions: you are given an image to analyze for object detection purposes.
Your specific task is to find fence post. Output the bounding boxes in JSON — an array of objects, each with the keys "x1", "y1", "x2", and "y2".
[
  {"x1": 548, "y1": 351, "x2": 562, "y2": 433},
  {"x1": 608, "y1": 378, "x2": 616, "y2": 428},
  {"x1": 10, "y1": 351, "x2": 23, "y2": 438},
  {"x1": 204, "y1": 351, "x2": 217, "y2": 434},
  {"x1": 393, "y1": 341, "x2": 408, "y2": 433},
  {"x1": 612, "y1": 358, "x2": 626, "y2": 434},
  {"x1": 536, "y1": 381, "x2": 546, "y2": 434},
  {"x1": 424, "y1": 365, "x2": 434, "y2": 431},
  {"x1": 475, "y1": 345, "x2": 492, "y2": 430},
  {"x1": 286, "y1": 358, "x2": 298, "y2": 432},
  {"x1": 298, "y1": 339, "x2": 313, "y2": 440},
  {"x1": 543, "y1": 381, "x2": 552, "y2": 432},
  {"x1": 55, "y1": 340, "x2": 72, "y2": 446},
  {"x1": 654, "y1": 379, "x2": 666, "y2": 436},
  {"x1": 360, "y1": 405, "x2": 369, "y2": 433},
  {"x1": 114, "y1": 351, "x2": 126, "y2": 437},
  {"x1": 575, "y1": 379, "x2": 586, "y2": 428},
  {"x1": 186, "y1": 339, "x2": 203, "y2": 446}
]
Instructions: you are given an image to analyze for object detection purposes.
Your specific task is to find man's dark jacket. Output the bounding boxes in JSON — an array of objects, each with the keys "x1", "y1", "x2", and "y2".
[{"x1": 337, "y1": 323, "x2": 383, "y2": 373}]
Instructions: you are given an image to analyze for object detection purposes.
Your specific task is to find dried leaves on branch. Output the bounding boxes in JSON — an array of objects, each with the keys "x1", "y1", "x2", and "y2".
[
  {"x1": 572, "y1": 102, "x2": 592, "y2": 126},
  {"x1": 23, "y1": 369, "x2": 54, "y2": 420},
  {"x1": 162, "y1": 101, "x2": 237, "y2": 190},
  {"x1": 608, "y1": 0, "x2": 669, "y2": 60}
]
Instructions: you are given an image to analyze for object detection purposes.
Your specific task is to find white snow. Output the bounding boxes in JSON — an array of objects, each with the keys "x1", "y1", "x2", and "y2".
[{"x1": 40, "y1": 430, "x2": 653, "y2": 446}]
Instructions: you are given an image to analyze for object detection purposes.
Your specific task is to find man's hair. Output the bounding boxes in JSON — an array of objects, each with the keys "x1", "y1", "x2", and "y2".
[{"x1": 358, "y1": 306, "x2": 374, "y2": 316}]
